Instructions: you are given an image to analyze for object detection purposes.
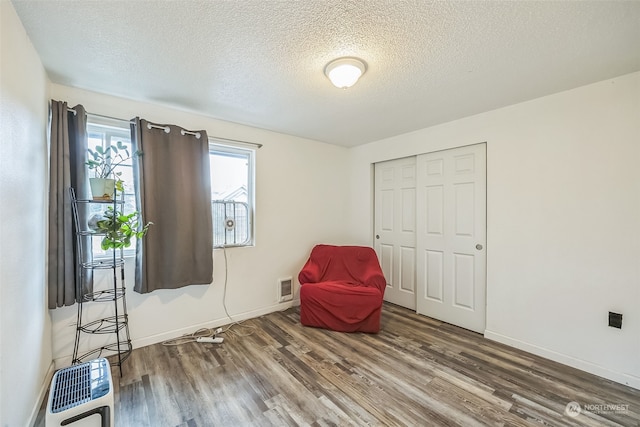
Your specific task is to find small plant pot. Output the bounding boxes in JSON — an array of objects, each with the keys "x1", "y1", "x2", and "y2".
[{"x1": 89, "y1": 178, "x2": 116, "y2": 201}]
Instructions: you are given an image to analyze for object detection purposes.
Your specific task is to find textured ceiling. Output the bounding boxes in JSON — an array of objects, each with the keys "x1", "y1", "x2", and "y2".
[{"x1": 11, "y1": 0, "x2": 640, "y2": 147}]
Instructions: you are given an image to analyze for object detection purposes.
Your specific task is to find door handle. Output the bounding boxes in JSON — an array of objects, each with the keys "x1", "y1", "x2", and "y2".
[
  {"x1": 376, "y1": 235, "x2": 380, "y2": 239},
  {"x1": 476, "y1": 244, "x2": 483, "y2": 250}
]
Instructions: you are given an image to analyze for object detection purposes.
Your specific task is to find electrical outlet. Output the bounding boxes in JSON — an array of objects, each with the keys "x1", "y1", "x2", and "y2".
[{"x1": 608, "y1": 312, "x2": 622, "y2": 329}]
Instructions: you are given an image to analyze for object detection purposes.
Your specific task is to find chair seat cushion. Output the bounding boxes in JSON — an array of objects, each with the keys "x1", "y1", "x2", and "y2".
[{"x1": 300, "y1": 280, "x2": 383, "y2": 333}]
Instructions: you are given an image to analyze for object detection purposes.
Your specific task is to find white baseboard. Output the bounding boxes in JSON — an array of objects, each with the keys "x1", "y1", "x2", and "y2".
[
  {"x1": 484, "y1": 330, "x2": 640, "y2": 390},
  {"x1": 29, "y1": 361, "x2": 55, "y2": 427},
  {"x1": 53, "y1": 300, "x2": 299, "y2": 369}
]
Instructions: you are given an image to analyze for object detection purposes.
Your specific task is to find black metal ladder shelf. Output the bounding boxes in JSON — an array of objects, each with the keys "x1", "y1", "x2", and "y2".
[{"x1": 70, "y1": 188, "x2": 132, "y2": 376}]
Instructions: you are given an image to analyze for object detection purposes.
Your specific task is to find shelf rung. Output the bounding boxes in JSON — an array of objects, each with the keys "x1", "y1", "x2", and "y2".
[
  {"x1": 81, "y1": 258, "x2": 125, "y2": 269},
  {"x1": 73, "y1": 341, "x2": 132, "y2": 366},
  {"x1": 78, "y1": 315, "x2": 128, "y2": 334},
  {"x1": 73, "y1": 199, "x2": 125, "y2": 204},
  {"x1": 82, "y1": 288, "x2": 126, "y2": 302}
]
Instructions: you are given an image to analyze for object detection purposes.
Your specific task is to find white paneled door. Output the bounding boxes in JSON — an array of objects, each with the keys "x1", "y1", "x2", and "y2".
[
  {"x1": 416, "y1": 144, "x2": 486, "y2": 333},
  {"x1": 374, "y1": 157, "x2": 417, "y2": 310}
]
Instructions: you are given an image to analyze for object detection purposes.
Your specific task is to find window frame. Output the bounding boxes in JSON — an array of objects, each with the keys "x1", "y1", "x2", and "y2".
[
  {"x1": 86, "y1": 117, "x2": 137, "y2": 258},
  {"x1": 209, "y1": 139, "x2": 256, "y2": 248}
]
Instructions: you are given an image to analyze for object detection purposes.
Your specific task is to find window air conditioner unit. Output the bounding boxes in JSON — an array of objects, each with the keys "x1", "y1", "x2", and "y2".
[{"x1": 46, "y1": 358, "x2": 114, "y2": 427}]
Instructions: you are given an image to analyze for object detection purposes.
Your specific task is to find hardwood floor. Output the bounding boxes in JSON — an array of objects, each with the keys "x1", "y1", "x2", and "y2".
[{"x1": 37, "y1": 304, "x2": 640, "y2": 426}]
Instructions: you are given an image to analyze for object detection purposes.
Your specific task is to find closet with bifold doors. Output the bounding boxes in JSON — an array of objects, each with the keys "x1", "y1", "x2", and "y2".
[{"x1": 373, "y1": 143, "x2": 487, "y2": 333}]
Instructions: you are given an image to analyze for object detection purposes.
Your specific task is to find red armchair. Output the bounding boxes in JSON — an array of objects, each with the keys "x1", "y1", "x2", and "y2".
[{"x1": 298, "y1": 245, "x2": 387, "y2": 333}]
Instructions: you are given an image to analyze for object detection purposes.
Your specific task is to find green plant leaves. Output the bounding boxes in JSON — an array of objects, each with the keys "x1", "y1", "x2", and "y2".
[
  {"x1": 85, "y1": 144, "x2": 140, "y2": 179},
  {"x1": 94, "y1": 207, "x2": 152, "y2": 250}
]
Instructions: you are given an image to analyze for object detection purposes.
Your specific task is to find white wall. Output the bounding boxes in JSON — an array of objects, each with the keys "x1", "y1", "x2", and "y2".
[
  {"x1": 48, "y1": 84, "x2": 351, "y2": 365},
  {"x1": 0, "y1": 2, "x2": 53, "y2": 425},
  {"x1": 347, "y1": 72, "x2": 640, "y2": 389}
]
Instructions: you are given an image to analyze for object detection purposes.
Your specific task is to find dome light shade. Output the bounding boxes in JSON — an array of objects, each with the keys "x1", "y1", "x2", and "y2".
[{"x1": 324, "y1": 57, "x2": 367, "y2": 88}]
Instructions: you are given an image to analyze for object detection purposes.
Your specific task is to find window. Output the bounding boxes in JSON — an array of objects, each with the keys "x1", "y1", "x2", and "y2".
[
  {"x1": 209, "y1": 142, "x2": 255, "y2": 247},
  {"x1": 86, "y1": 117, "x2": 137, "y2": 257}
]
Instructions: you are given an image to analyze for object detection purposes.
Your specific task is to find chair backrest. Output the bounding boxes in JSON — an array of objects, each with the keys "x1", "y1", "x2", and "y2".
[{"x1": 303, "y1": 244, "x2": 384, "y2": 286}]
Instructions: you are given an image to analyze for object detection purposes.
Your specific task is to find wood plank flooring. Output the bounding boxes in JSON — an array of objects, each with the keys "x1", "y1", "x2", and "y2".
[{"x1": 36, "y1": 303, "x2": 640, "y2": 426}]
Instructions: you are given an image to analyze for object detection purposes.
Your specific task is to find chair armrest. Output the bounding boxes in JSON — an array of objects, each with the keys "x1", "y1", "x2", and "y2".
[
  {"x1": 298, "y1": 258, "x2": 322, "y2": 284},
  {"x1": 364, "y1": 272, "x2": 387, "y2": 295}
]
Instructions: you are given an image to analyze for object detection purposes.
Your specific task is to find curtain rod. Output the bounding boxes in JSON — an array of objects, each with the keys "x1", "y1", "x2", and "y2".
[
  {"x1": 66, "y1": 107, "x2": 263, "y2": 148},
  {"x1": 67, "y1": 107, "x2": 133, "y2": 123},
  {"x1": 210, "y1": 136, "x2": 263, "y2": 149}
]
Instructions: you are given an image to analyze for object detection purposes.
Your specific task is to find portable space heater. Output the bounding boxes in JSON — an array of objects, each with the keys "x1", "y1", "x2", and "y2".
[{"x1": 46, "y1": 358, "x2": 114, "y2": 427}]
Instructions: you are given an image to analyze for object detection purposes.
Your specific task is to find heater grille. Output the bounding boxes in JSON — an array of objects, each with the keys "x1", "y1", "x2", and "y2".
[
  {"x1": 278, "y1": 277, "x2": 293, "y2": 302},
  {"x1": 50, "y1": 364, "x2": 92, "y2": 413},
  {"x1": 47, "y1": 358, "x2": 113, "y2": 427}
]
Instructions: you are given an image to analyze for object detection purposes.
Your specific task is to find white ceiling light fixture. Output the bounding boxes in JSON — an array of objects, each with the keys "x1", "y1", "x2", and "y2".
[{"x1": 324, "y1": 57, "x2": 367, "y2": 89}]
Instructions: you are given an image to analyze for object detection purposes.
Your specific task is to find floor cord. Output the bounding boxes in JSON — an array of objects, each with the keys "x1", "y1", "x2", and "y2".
[{"x1": 162, "y1": 246, "x2": 254, "y2": 346}]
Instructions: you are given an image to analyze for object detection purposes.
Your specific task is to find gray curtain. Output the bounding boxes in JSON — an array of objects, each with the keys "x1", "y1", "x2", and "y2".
[
  {"x1": 131, "y1": 118, "x2": 213, "y2": 293},
  {"x1": 48, "y1": 101, "x2": 91, "y2": 308}
]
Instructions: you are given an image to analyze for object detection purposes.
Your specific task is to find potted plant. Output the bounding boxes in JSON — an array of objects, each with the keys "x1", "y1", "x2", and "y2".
[
  {"x1": 86, "y1": 142, "x2": 139, "y2": 200},
  {"x1": 90, "y1": 206, "x2": 152, "y2": 250}
]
